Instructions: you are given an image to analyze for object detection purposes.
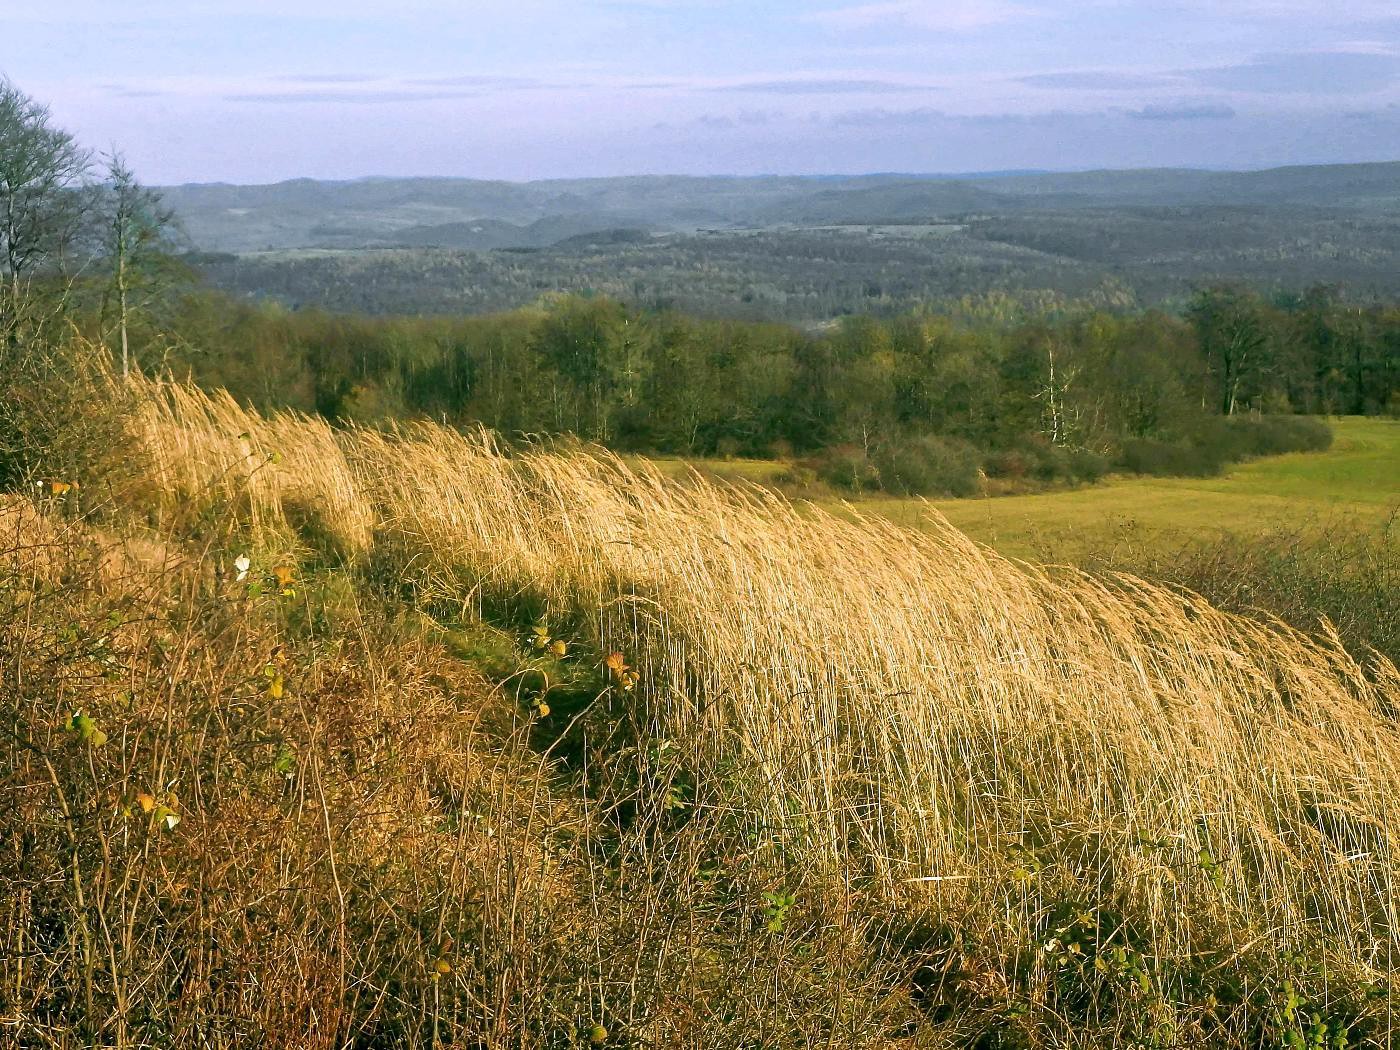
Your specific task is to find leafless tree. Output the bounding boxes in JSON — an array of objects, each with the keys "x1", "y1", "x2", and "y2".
[
  {"x1": 100, "y1": 152, "x2": 178, "y2": 376},
  {"x1": 0, "y1": 79, "x2": 92, "y2": 342}
]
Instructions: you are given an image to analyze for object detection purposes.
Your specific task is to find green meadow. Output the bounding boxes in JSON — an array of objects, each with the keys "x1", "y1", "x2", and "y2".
[
  {"x1": 923, "y1": 416, "x2": 1399, "y2": 562},
  {"x1": 660, "y1": 417, "x2": 1398, "y2": 564}
]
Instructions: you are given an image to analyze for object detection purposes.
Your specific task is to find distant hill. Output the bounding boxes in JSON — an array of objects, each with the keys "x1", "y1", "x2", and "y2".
[
  {"x1": 159, "y1": 162, "x2": 1400, "y2": 254},
  {"x1": 762, "y1": 180, "x2": 1012, "y2": 225},
  {"x1": 980, "y1": 162, "x2": 1400, "y2": 209}
]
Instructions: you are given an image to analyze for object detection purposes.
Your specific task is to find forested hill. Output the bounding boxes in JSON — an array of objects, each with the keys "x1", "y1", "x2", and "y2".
[
  {"x1": 168, "y1": 162, "x2": 1400, "y2": 322},
  {"x1": 163, "y1": 162, "x2": 1400, "y2": 254}
]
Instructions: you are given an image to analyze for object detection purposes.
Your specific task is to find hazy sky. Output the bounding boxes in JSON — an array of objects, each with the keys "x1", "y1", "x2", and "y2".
[{"x1": 4, "y1": 1, "x2": 1400, "y2": 184}]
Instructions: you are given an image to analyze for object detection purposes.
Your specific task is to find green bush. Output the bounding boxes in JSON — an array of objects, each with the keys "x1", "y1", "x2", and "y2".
[
  {"x1": 813, "y1": 436, "x2": 984, "y2": 497},
  {"x1": 0, "y1": 337, "x2": 138, "y2": 496},
  {"x1": 1119, "y1": 416, "x2": 1333, "y2": 477},
  {"x1": 872, "y1": 434, "x2": 982, "y2": 497},
  {"x1": 1229, "y1": 415, "x2": 1333, "y2": 456},
  {"x1": 983, "y1": 447, "x2": 1031, "y2": 480},
  {"x1": 1066, "y1": 447, "x2": 1111, "y2": 483},
  {"x1": 985, "y1": 440, "x2": 1109, "y2": 486},
  {"x1": 813, "y1": 445, "x2": 880, "y2": 494},
  {"x1": 1117, "y1": 438, "x2": 1227, "y2": 477}
]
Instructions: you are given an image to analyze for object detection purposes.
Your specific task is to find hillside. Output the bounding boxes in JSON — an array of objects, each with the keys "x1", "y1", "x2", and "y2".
[
  {"x1": 164, "y1": 161, "x2": 1400, "y2": 254},
  {"x1": 4, "y1": 349, "x2": 1399, "y2": 1047},
  {"x1": 167, "y1": 162, "x2": 1400, "y2": 320}
]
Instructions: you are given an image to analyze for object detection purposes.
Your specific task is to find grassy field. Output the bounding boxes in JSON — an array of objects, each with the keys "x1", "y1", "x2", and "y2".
[
  {"x1": 663, "y1": 418, "x2": 1400, "y2": 563},
  {"x1": 922, "y1": 416, "x2": 1400, "y2": 562}
]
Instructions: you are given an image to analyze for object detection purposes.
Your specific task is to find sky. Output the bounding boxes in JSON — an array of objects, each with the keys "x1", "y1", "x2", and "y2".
[{"x1": 3, "y1": 0, "x2": 1400, "y2": 184}]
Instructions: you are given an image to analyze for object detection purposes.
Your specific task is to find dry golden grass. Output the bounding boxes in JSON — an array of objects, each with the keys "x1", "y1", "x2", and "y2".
[{"x1": 5, "y1": 368, "x2": 1398, "y2": 1047}]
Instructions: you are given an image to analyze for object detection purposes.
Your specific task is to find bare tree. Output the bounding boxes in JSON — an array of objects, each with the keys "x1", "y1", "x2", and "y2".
[
  {"x1": 101, "y1": 153, "x2": 178, "y2": 376},
  {"x1": 0, "y1": 80, "x2": 91, "y2": 340}
]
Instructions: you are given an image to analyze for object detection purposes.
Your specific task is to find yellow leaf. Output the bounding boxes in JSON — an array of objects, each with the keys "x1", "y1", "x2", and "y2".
[
  {"x1": 604, "y1": 652, "x2": 627, "y2": 674},
  {"x1": 272, "y1": 565, "x2": 296, "y2": 587},
  {"x1": 549, "y1": 639, "x2": 567, "y2": 657},
  {"x1": 534, "y1": 701, "x2": 551, "y2": 718},
  {"x1": 433, "y1": 957, "x2": 452, "y2": 976},
  {"x1": 268, "y1": 672, "x2": 285, "y2": 699},
  {"x1": 136, "y1": 792, "x2": 156, "y2": 814}
]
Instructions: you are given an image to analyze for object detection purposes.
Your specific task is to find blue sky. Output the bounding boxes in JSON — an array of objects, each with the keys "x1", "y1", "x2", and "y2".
[{"x1": 4, "y1": 1, "x2": 1399, "y2": 183}]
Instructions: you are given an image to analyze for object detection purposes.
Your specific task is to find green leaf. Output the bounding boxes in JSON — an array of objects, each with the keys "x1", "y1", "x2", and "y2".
[
  {"x1": 273, "y1": 744, "x2": 297, "y2": 777},
  {"x1": 65, "y1": 712, "x2": 105, "y2": 745}
]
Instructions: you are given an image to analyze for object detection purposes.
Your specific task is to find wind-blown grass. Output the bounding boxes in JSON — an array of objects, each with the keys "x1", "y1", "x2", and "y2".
[{"x1": 5, "y1": 367, "x2": 1398, "y2": 1047}]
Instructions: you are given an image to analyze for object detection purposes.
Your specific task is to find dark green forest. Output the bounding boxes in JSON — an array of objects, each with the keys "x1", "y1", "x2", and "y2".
[{"x1": 131, "y1": 281, "x2": 1393, "y2": 496}]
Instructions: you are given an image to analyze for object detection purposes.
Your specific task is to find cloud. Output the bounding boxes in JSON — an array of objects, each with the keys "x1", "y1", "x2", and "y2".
[
  {"x1": 225, "y1": 89, "x2": 484, "y2": 104},
  {"x1": 1191, "y1": 50, "x2": 1400, "y2": 94},
  {"x1": 404, "y1": 74, "x2": 548, "y2": 88},
  {"x1": 824, "y1": 106, "x2": 950, "y2": 127},
  {"x1": 100, "y1": 83, "x2": 170, "y2": 98},
  {"x1": 1161, "y1": 0, "x2": 1399, "y2": 18},
  {"x1": 691, "y1": 110, "x2": 778, "y2": 129},
  {"x1": 819, "y1": 107, "x2": 1111, "y2": 130},
  {"x1": 807, "y1": 0, "x2": 1033, "y2": 33},
  {"x1": 713, "y1": 78, "x2": 940, "y2": 94},
  {"x1": 1127, "y1": 102, "x2": 1236, "y2": 120},
  {"x1": 276, "y1": 73, "x2": 381, "y2": 84},
  {"x1": 223, "y1": 73, "x2": 564, "y2": 104},
  {"x1": 1020, "y1": 71, "x2": 1180, "y2": 90},
  {"x1": 13, "y1": 0, "x2": 560, "y2": 21}
]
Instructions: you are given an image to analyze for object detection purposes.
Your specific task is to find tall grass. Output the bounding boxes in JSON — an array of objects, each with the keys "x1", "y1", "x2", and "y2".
[
  {"x1": 5, "y1": 367, "x2": 1399, "y2": 1046},
  {"x1": 1101, "y1": 518, "x2": 1400, "y2": 668}
]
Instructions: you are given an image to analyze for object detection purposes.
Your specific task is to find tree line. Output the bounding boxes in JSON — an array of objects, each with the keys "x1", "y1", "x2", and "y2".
[{"x1": 138, "y1": 282, "x2": 1384, "y2": 494}]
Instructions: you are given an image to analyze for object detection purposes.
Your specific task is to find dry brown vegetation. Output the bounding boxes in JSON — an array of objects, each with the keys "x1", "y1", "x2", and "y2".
[{"x1": 3, "y1": 359, "x2": 1399, "y2": 1048}]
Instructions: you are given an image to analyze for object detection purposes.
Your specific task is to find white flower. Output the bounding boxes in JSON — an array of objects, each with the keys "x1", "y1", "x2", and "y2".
[{"x1": 234, "y1": 554, "x2": 251, "y2": 582}]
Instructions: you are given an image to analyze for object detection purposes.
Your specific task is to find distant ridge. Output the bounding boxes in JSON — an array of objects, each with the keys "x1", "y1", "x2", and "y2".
[{"x1": 160, "y1": 160, "x2": 1400, "y2": 255}]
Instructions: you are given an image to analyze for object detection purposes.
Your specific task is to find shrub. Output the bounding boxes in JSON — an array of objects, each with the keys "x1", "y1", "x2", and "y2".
[
  {"x1": 1104, "y1": 521, "x2": 1400, "y2": 665},
  {"x1": 1065, "y1": 446, "x2": 1110, "y2": 483},
  {"x1": 1120, "y1": 416, "x2": 1333, "y2": 478},
  {"x1": 1117, "y1": 438, "x2": 1227, "y2": 477},
  {"x1": 0, "y1": 335, "x2": 143, "y2": 500},
  {"x1": 873, "y1": 434, "x2": 982, "y2": 497},
  {"x1": 986, "y1": 440, "x2": 1109, "y2": 487},
  {"x1": 983, "y1": 447, "x2": 1030, "y2": 480},
  {"x1": 813, "y1": 444, "x2": 880, "y2": 493},
  {"x1": 1228, "y1": 415, "x2": 1333, "y2": 457}
]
